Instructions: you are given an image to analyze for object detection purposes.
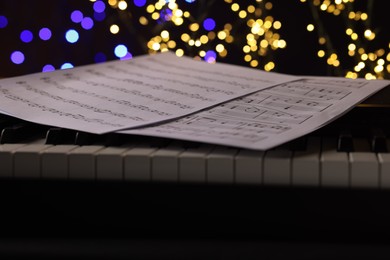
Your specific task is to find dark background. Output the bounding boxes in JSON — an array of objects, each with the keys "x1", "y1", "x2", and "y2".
[{"x1": 0, "y1": 0, "x2": 388, "y2": 78}]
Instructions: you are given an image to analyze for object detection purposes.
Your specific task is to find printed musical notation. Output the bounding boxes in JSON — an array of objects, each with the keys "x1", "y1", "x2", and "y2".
[
  {"x1": 122, "y1": 77, "x2": 389, "y2": 150},
  {"x1": 0, "y1": 52, "x2": 295, "y2": 134}
]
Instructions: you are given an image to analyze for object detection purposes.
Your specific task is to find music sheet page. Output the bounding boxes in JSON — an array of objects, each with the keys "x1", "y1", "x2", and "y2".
[
  {"x1": 0, "y1": 52, "x2": 296, "y2": 134},
  {"x1": 121, "y1": 77, "x2": 390, "y2": 150}
]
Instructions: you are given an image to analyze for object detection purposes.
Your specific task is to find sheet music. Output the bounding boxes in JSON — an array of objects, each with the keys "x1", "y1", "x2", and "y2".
[
  {"x1": 120, "y1": 77, "x2": 390, "y2": 150},
  {"x1": 0, "y1": 52, "x2": 296, "y2": 134}
]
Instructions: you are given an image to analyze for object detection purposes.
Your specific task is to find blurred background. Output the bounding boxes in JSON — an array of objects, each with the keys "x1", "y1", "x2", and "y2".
[{"x1": 0, "y1": 0, "x2": 388, "y2": 79}]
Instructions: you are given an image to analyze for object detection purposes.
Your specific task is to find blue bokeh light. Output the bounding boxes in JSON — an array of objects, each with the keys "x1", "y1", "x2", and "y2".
[
  {"x1": 93, "y1": 1, "x2": 106, "y2": 13},
  {"x1": 71, "y1": 10, "x2": 83, "y2": 23},
  {"x1": 203, "y1": 18, "x2": 216, "y2": 31},
  {"x1": 204, "y1": 50, "x2": 217, "y2": 63},
  {"x1": 61, "y1": 63, "x2": 74, "y2": 69},
  {"x1": 81, "y1": 17, "x2": 94, "y2": 30},
  {"x1": 114, "y1": 44, "x2": 128, "y2": 58},
  {"x1": 42, "y1": 64, "x2": 55, "y2": 72},
  {"x1": 94, "y1": 12, "x2": 106, "y2": 21},
  {"x1": 185, "y1": 0, "x2": 196, "y2": 3},
  {"x1": 65, "y1": 29, "x2": 79, "y2": 43},
  {"x1": 160, "y1": 9, "x2": 173, "y2": 22},
  {"x1": 39, "y1": 27, "x2": 52, "y2": 40},
  {"x1": 10, "y1": 51, "x2": 25, "y2": 64},
  {"x1": 94, "y1": 52, "x2": 107, "y2": 63},
  {"x1": 120, "y1": 52, "x2": 133, "y2": 60},
  {"x1": 20, "y1": 30, "x2": 33, "y2": 43},
  {"x1": 0, "y1": 15, "x2": 8, "y2": 28},
  {"x1": 134, "y1": 0, "x2": 147, "y2": 7}
]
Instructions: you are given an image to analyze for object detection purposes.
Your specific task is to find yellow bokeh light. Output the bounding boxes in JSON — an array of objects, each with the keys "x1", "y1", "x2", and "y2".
[
  {"x1": 218, "y1": 31, "x2": 227, "y2": 40},
  {"x1": 250, "y1": 60, "x2": 259, "y2": 67},
  {"x1": 181, "y1": 33, "x2": 190, "y2": 42},
  {"x1": 273, "y1": 21, "x2": 282, "y2": 30},
  {"x1": 146, "y1": 5, "x2": 155, "y2": 13},
  {"x1": 226, "y1": 35, "x2": 234, "y2": 43},
  {"x1": 151, "y1": 12, "x2": 160, "y2": 20},
  {"x1": 247, "y1": 5, "x2": 255, "y2": 13},
  {"x1": 176, "y1": 49, "x2": 184, "y2": 57},
  {"x1": 307, "y1": 24, "x2": 315, "y2": 31},
  {"x1": 216, "y1": 44, "x2": 225, "y2": 53},
  {"x1": 118, "y1": 0, "x2": 127, "y2": 10},
  {"x1": 200, "y1": 35, "x2": 209, "y2": 44},
  {"x1": 152, "y1": 42, "x2": 160, "y2": 51},
  {"x1": 348, "y1": 43, "x2": 356, "y2": 51},
  {"x1": 108, "y1": 0, "x2": 117, "y2": 6},
  {"x1": 319, "y1": 37, "x2": 326, "y2": 44},
  {"x1": 318, "y1": 50, "x2": 325, "y2": 57},
  {"x1": 189, "y1": 23, "x2": 199, "y2": 32},
  {"x1": 161, "y1": 30, "x2": 169, "y2": 39},
  {"x1": 231, "y1": 3, "x2": 240, "y2": 12},
  {"x1": 239, "y1": 10, "x2": 247, "y2": 18},
  {"x1": 174, "y1": 17, "x2": 184, "y2": 26},
  {"x1": 167, "y1": 40, "x2": 176, "y2": 49},
  {"x1": 110, "y1": 24, "x2": 120, "y2": 34},
  {"x1": 244, "y1": 54, "x2": 252, "y2": 62},
  {"x1": 139, "y1": 16, "x2": 148, "y2": 25}
]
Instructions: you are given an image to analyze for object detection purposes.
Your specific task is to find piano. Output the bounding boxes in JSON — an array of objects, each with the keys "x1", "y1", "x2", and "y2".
[{"x1": 1, "y1": 85, "x2": 390, "y2": 258}]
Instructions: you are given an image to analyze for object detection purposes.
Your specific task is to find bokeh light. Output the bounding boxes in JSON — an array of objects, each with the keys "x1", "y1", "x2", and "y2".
[
  {"x1": 39, "y1": 28, "x2": 52, "y2": 41},
  {"x1": 42, "y1": 64, "x2": 55, "y2": 72},
  {"x1": 114, "y1": 44, "x2": 128, "y2": 58},
  {"x1": 65, "y1": 29, "x2": 79, "y2": 43},
  {"x1": 10, "y1": 51, "x2": 25, "y2": 64},
  {"x1": 70, "y1": 10, "x2": 83, "y2": 23},
  {"x1": 20, "y1": 30, "x2": 33, "y2": 43},
  {"x1": 81, "y1": 17, "x2": 94, "y2": 30},
  {"x1": 94, "y1": 52, "x2": 107, "y2": 63},
  {"x1": 61, "y1": 63, "x2": 74, "y2": 69},
  {"x1": 0, "y1": 15, "x2": 8, "y2": 28},
  {"x1": 93, "y1": 1, "x2": 106, "y2": 13},
  {"x1": 134, "y1": 0, "x2": 147, "y2": 7},
  {"x1": 203, "y1": 18, "x2": 216, "y2": 31}
]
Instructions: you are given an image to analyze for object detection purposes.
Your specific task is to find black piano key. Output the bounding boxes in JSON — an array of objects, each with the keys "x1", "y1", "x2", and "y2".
[
  {"x1": 74, "y1": 132, "x2": 97, "y2": 146},
  {"x1": 370, "y1": 127, "x2": 387, "y2": 153},
  {"x1": 0, "y1": 122, "x2": 47, "y2": 144},
  {"x1": 337, "y1": 129, "x2": 354, "y2": 152},
  {"x1": 45, "y1": 128, "x2": 77, "y2": 145},
  {"x1": 287, "y1": 136, "x2": 307, "y2": 151}
]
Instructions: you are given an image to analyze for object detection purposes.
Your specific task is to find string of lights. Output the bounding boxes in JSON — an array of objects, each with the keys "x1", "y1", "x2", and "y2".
[{"x1": 301, "y1": 0, "x2": 389, "y2": 79}]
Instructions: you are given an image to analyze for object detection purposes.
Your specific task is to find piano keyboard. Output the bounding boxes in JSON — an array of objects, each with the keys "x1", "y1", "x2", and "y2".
[{"x1": 1, "y1": 109, "x2": 390, "y2": 189}]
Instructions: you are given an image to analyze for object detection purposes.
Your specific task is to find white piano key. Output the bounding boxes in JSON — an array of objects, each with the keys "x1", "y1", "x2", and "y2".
[
  {"x1": 263, "y1": 149, "x2": 292, "y2": 185},
  {"x1": 320, "y1": 138, "x2": 349, "y2": 187},
  {"x1": 124, "y1": 147, "x2": 157, "y2": 181},
  {"x1": 179, "y1": 146, "x2": 212, "y2": 183},
  {"x1": 292, "y1": 137, "x2": 321, "y2": 187},
  {"x1": 13, "y1": 144, "x2": 52, "y2": 178},
  {"x1": 207, "y1": 147, "x2": 238, "y2": 184},
  {"x1": 349, "y1": 152, "x2": 379, "y2": 188},
  {"x1": 235, "y1": 149, "x2": 264, "y2": 185},
  {"x1": 68, "y1": 145, "x2": 104, "y2": 180},
  {"x1": 96, "y1": 146, "x2": 130, "y2": 180},
  {"x1": 0, "y1": 144, "x2": 26, "y2": 177},
  {"x1": 378, "y1": 147, "x2": 390, "y2": 188},
  {"x1": 41, "y1": 145, "x2": 78, "y2": 179},
  {"x1": 152, "y1": 147, "x2": 183, "y2": 182}
]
